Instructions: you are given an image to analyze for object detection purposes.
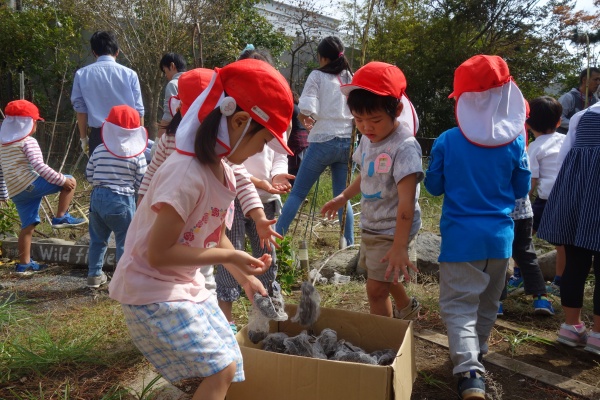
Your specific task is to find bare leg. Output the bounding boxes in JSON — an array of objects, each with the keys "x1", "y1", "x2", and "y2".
[
  {"x1": 218, "y1": 300, "x2": 234, "y2": 322},
  {"x1": 56, "y1": 186, "x2": 76, "y2": 217},
  {"x1": 18, "y1": 224, "x2": 35, "y2": 264},
  {"x1": 563, "y1": 305, "x2": 581, "y2": 326},
  {"x1": 366, "y1": 279, "x2": 393, "y2": 317},
  {"x1": 192, "y1": 362, "x2": 236, "y2": 400},
  {"x1": 390, "y1": 282, "x2": 411, "y2": 310},
  {"x1": 555, "y1": 245, "x2": 566, "y2": 278}
]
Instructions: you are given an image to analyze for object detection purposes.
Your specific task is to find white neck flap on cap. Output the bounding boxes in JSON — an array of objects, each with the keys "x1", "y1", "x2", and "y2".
[
  {"x1": 101, "y1": 122, "x2": 148, "y2": 158},
  {"x1": 399, "y1": 95, "x2": 419, "y2": 136},
  {"x1": 0, "y1": 116, "x2": 34, "y2": 145},
  {"x1": 175, "y1": 72, "x2": 222, "y2": 156},
  {"x1": 456, "y1": 80, "x2": 526, "y2": 147}
]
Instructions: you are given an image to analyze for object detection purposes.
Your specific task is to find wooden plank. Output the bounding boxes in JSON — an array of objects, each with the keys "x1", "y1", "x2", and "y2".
[
  {"x1": 1, "y1": 238, "x2": 115, "y2": 267},
  {"x1": 414, "y1": 329, "x2": 600, "y2": 399}
]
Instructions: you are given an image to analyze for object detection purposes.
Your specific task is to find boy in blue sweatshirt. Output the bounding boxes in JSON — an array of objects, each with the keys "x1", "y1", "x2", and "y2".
[{"x1": 424, "y1": 55, "x2": 530, "y2": 400}]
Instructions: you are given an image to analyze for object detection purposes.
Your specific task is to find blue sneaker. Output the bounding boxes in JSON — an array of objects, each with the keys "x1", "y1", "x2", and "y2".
[
  {"x1": 51, "y1": 212, "x2": 86, "y2": 229},
  {"x1": 533, "y1": 296, "x2": 555, "y2": 316},
  {"x1": 497, "y1": 302, "x2": 504, "y2": 317},
  {"x1": 506, "y1": 275, "x2": 524, "y2": 297},
  {"x1": 457, "y1": 370, "x2": 485, "y2": 400},
  {"x1": 15, "y1": 260, "x2": 48, "y2": 274}
]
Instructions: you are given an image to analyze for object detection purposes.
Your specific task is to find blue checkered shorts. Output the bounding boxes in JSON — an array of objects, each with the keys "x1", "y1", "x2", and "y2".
[{"x1": 121, "y1": 296, "x2": 244, "y2": 383}]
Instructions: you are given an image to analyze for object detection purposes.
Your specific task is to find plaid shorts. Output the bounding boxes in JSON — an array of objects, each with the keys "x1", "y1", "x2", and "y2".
[{"x1": 121, "y1": 296, "x2": 244, "y2": 384}]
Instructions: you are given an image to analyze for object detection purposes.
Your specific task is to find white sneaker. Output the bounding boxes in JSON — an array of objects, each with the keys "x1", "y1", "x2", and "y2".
[
  {"x1": 87, "y1": 272, "x2": 108, "y2": 288},
  {"x1": 394, "y1": 297, "x2": 421, "y2": 320}
]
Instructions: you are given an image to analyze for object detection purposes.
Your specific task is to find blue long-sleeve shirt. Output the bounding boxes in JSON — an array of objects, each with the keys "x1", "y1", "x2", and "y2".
[
  {"x1": 424, "y1": 127, "x2": 530, "y2": 262},
  {"x1": 71, "y1": 55, "x2": 144, "y2": 128}
]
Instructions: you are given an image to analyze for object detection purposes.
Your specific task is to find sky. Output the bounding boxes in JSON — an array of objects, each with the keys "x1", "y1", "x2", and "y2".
[{"x1": 307, "y1": 0, "x2": 598, "y2": 19}]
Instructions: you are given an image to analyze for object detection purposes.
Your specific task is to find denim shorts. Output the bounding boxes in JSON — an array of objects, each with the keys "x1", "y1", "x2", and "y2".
[{"x1": 11, "y1": 175, "x2": 70, "y2": 229}]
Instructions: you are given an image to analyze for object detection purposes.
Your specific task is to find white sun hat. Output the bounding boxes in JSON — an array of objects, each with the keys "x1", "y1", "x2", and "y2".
[
  {"x1": 449, "y1": 55, "x2": 527, "y2": 147},
  {"x1": 0, "y1": 100, "x2": 44, "y2": 145},
  {"x1": 101, "y1": 105, "x2": 148, "y2": 158}
]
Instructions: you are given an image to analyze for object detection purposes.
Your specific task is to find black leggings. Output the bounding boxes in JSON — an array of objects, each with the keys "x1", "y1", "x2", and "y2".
[{"x1": 561, "y1": 245, "x2": 599, "y2": 316}]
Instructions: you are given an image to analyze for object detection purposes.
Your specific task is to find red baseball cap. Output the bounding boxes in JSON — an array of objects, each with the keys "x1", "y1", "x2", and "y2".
[
  {"x1": 4, "y1": 100, "x2": 44, "y2": 121},
  {"x1": 176, "y1": 59, "x2": 294, "y2": 156},
  {"x1": 171, "y1": 68, "x2": 215, "y2": 117},
  {"x1": 101, "y1": 105, "x2": 148, "y2": 158},
  {"x1": 1, "y1": 100, "x2": 44, "y2": 145},
  {"x1": 340, "y1": 61, "x2": 407, "y2": 98},
  {"x1": 452, "y1": 55, "x2": 527, "y2": 147},
  {"x1": 218, "y1": 59, "x2": 293, "y2": 154},
  {"x1": 448, "y1": 55, "x2": 511, "y2": 99}
]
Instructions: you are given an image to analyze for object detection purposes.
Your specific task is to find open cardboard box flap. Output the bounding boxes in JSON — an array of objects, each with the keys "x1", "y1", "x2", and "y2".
[{"x1": 228, "y1": 304, "x2": 415, "y2": 400}]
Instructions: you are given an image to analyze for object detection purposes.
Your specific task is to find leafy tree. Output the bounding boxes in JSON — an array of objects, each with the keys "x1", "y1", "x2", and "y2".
[
  {"x1": 74, "y1": 0, "x2": 288, "y2": 138},
  {"x1": 354, "y1": 0, "x2": 585, "y2": 137},
  {"x1": 0, "y1": 0, "x2": 84, "y2": 119}
]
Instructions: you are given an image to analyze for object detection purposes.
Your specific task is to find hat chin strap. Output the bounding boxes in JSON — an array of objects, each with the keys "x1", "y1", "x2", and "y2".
[{"x1": 227, "y1": 117, "x2": 252, "y2": 158}]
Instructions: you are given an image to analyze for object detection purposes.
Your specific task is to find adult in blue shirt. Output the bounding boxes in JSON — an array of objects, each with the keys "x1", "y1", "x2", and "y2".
[{"x1": 71, "y1": 31, "x2": 145, "y2": 157}]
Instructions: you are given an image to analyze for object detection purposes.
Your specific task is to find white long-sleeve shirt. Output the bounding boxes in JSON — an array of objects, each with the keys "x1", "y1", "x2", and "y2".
[{"x1": 298, "y1": 69, "x2": 354, "y2": 143}]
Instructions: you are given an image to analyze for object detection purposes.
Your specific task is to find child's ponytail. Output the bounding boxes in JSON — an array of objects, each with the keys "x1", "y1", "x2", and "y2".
[
  {"x1": 194, "y1": 105, "x2": 266, "y2": 165},
  {"x1": 194, "y1": 108, "x2": 222, "y2": 164},
  {"x1": 317, "y1": 36, "x2": 353, "y2": 77},
  {"x1": 166, "y1": 111, "x2": 182, "y2": 136}
]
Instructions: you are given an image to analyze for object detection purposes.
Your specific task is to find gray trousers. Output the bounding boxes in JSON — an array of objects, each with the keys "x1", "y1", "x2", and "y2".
[
  {"x1": 215, "y1": 199, "x2": 277, "y2": 302},
  {"x1": 439, "y1": 258, "x2": 508, "y2": 375}
]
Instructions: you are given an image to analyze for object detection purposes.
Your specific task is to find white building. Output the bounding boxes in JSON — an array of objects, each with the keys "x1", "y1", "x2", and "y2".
[{"x1": 255, "y1": 1, "x2": 342, "y2": 91}]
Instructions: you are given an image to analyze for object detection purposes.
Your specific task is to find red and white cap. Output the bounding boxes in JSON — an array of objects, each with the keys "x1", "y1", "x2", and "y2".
[
  {"x1": 168, "y1": 68, "x2": 215, "y2": 117},
  {"x1": 101, "y1": 105, "x2": 148, "y2": 158},
  {"x1": 450, "y1": 55, "x2": 526, "y2": 147},
  {"x1": 176, "y1": 59, "x2": 293, "y2": 157},
  {"x1": 0, "y1": 100, "x2": 44, "y2": 145},
  {"x1": 340, "y1": 61, "x2": 419, "y2": 136}
]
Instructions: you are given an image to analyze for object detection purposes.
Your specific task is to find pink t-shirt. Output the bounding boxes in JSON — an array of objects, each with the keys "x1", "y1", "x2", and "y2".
[{"x1": 108, "y1": 152, "x2": 236, "y2": 305}]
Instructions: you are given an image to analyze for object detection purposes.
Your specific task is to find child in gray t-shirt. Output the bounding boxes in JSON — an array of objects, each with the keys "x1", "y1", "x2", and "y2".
[{"x1": 321, "y1": 62, "x2": 423, "y2": 320}]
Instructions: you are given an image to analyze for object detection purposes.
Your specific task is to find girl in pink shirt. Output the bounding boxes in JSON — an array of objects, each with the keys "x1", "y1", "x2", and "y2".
[{"x1": 108, "y1": 59, "x2": 294, "y2": 400}]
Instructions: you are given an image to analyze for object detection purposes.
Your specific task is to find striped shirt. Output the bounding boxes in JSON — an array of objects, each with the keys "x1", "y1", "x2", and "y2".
[
  {"x1": 0, "y1": 136, "x2": 66, "y2": 200},
  {"x1": 86, "y1": 145, "x2": 147, "y2": 196},
  {"x1": 138, "y1": 133, "x2": 263, "y2": 214}
]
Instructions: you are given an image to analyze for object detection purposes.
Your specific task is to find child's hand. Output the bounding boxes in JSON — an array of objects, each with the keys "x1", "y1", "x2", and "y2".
[
  {"x1": 62, "y1": 177, "x2": 76, "y2": 191},
  {"x1": 321, "y1": 194, "x2": 346, "y2": 220},
  {"x1": 242, "y1": 276, "x2": 268, "y2": 301},
  {"x1": 255, "y1": 216, "x2": 283, "y2": 250},
  {"x1": 230, "y1": 250, "x2": 271, "y2": 276},
  {"x1": 272, "y1": 174, "x2": 295, "y2": 193},
  {"x1": 256, "y1": 179, "x2": 288, "y2": 195},
  {"x1": 382, "y1": 247, "x2": 418, "y2": 284},
  {"x1": 299, "y1": 114, "x2": 314, "y2": 131}
]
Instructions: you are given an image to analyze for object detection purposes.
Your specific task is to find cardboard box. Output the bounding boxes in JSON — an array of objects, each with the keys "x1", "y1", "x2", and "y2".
[{"x1": 228, "y1": 304, "x2": 415, "y2": 400}]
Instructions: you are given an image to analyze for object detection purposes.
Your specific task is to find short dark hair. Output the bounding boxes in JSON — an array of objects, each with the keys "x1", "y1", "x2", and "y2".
[
  {"x1": 159, "y1": 53, "x2": 187, "y2": 72},
  {"x1": 579, "y1": 67, "x2": 600, "y2": 84},
  {"x1": 90, "y1": 31, "x2": 119, "y2": 56},
  {"x1": 347, "y1": 89, "x2": 400, "y2": 120},
  {"x1": 526, "y1": 96, "x2": 562, "y2": 134},
  {"x1": 195, "y1": 105, "x2": 265, "y2": 164}
]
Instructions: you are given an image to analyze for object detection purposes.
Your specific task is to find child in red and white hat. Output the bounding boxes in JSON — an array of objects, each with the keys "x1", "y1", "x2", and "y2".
[
  {"x1": 0, "y1": 100, "x2": 85, "y2": 274},
  {"x1": 321, "y1": 61, "x2": 423, "y2": 320},
  {"x1": 108, "y1": 59, "x2": 294, "y2": 399},
  {"x1": 85, "y1": 105, "x2": 148, "y2": 288},
  {"x1": 424, "y1": 55, "x2": 530, "y2": 400}
]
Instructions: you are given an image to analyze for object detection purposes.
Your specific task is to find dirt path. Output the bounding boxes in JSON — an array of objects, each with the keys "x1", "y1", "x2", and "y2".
[{"x1": 1, "y1": 263, "x2": 598, "y2": 400}]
